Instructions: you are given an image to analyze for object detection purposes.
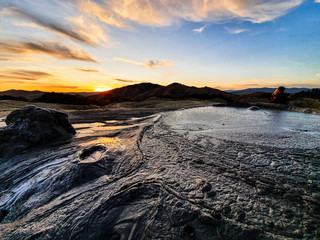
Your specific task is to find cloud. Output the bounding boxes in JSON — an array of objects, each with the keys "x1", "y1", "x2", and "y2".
[
  {"x1": 4, "y1": 6, "x2": 102, "y2": 46},
  {"x1": 0, "y1": 69, "x2": 53, "y2": 81},
  {"x1": 193, "y1": 25, "x2": 207, "y2": 33},
  {"x1": 113, "y1": 78, "x2": 137, "y2": 83},
  {"x1": 75, "y1": 68, "x2": 99, "y2": 73},
  {"x1": 76, "y1": 0, "x2": 126, "y2": 28},
  {"x1": 0, "y1": 40, "x2": 96, "y2": 62},
  {"x1": 0, "y1": 56, "x2": 45, "y2": 62},
  {"x1": 43, "y1": 85, "x2": 79, "y2": 89},
  {"x1": 113, "y1": 58, "x2": 146, "y2": 67},
  {"x1": 67, "y1": 16, "x2": 109, "y2": 45},
  {"x1": 0, "y1": 58, "x2": 11, "y2": 61},
  {"x1": 83, "y1": 0, "x2": 303, "y2": 28},
  {"x1": 114, "y1": 58, "x2": 174, "y2": 69},
  {"x1": 225, "y1": 27, "x2": 249, "y2": 34},
  {"x1": 316, "y1": 73, "x2": 320, "y2": 77},
  {"x1": 315, "y1": 0, "x2": 320, "y2": 3},
  {"x1": 145, "y1": 59, "x2": 174, "y2": 69}
]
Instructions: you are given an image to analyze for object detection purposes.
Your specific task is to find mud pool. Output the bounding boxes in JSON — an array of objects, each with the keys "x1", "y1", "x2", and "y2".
[{"x1": 0, "y1": 106, "x2": 319, "y2": 239}]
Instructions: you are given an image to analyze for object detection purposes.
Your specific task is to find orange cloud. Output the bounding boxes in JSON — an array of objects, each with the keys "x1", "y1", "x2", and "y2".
[
  {"x1": 114, "y1": 58, "x2": 174, "y2": 69},
  {"x1": 113, "y1": 78, "x2": 137, "y2": 83},
  {"x1": 74, "y1": 68, "x2": 99, "y2": 73},
  {"x1": 0, "y1": 69, "x2": 53, "y2": 81},
  {"x1": 145, "y1": 59, "x2": 174, "y2": 69},
  {"x1": 80, "y1": 0, "x2": 303, "y2": 27},
  {"x1": 68, "y1": 16, "x2": 109, "y2": 46},
  {"x1": 113, "y1": 58, "x2": 146, "y2": 67},
  {"x1": 0, "y1": 40, "x2": 96, "y2": 62},
  {"x1": 76, "y1": 0, "x2": 126, "y2": 28}
]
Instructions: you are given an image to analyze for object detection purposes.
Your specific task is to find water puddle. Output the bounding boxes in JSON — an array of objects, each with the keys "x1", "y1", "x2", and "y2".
[{"x1": 164, "y1": 106, "x2": 320, "y2": 149}]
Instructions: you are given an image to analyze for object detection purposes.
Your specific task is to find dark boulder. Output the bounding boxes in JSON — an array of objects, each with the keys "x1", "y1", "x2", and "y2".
[
  {"x1": 248, "y1": 106, "x2": 260, "y2": 111},
  {"x1": 0, "y1": 105, "x2": 75, "y2": 158}
]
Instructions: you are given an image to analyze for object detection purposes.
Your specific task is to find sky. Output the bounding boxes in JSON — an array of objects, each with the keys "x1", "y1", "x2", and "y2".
[{"x1": 0, "y1": 0, "x2": 319, "y2": 92}]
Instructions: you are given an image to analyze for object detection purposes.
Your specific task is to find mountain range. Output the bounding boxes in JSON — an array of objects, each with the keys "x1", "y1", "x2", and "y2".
[
  {"x1": 228, "y1": 87, "x2": 311, "y2": 95},
  {"x1": 0, "y1": 83, "x2": 318, "y2": 106}
]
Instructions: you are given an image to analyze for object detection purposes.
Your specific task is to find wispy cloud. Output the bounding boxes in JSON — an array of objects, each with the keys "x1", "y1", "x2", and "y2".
[
  {"x1": 114, "y1": 58, "x2": 174, "y2": 69},
  {"x1": 76, "y1": 0, "x2": 126, "y2": 28},
  {"x1": 145, "y1": 59, "x2": 174, "y2": 69},
  {"x1": 4, "y1": 6, "x2": 103, "y2": 46},
  {"x1": 193, "y1": 25, "x2": 207, "y2": 33},
  {"x1": 67, "y1": 16, "x2": 109, "y2": 45},
  {"x1": 43, "y1": 85, "x2": 79, "y2": 89},
  {"x1": 225, "y1": 27, "x2": 249, "y2": 34},
  {"x1": 0, "y1": 40, "x2": 96, "y2": 62},
  {"x1": 315, "y1": 0, "x2": 320, "y2": 3},
  {"x1": 0, "y1": 69, "x2": 53, "y2": 81},
  {"x1": 74, "y1": 68, "x2": 99, "y2": 73},
  {"x1": 0, "y1": 56, "x2": 45, "y2": 62},
  {"x1": 113, "y1": 78, "x2": 137, "y2": 83},
  {"x1": 113, "y1": 58, "x2": 146, "y2": 67},
  {"x1": 316, "y1": 73, "x2": 320, "y2": 77},
  {"x1": 81, "y1": 0, "x2": 303, "y2": 28},
  {"x1": 3, "y1": 1, "x2": 303, "y2": 50}
]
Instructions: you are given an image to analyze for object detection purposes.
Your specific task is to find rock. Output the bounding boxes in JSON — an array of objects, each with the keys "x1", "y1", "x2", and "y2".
[
  {"x1": 248, "y1": 106, "x2": 260, "y2": 111},
  {"x1": 0, "y1": 105, "x2": 75, "y2": 158},
  {"x1": 195, "y1": 179, "x2": 212, "y2": 192}
]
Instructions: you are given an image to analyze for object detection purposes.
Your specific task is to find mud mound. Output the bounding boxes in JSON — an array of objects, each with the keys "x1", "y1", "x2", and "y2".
[
  {"x1": 0, "y1": 105, "x2": 75, "y2": 158},
  {"x1": 0, "y1": 108, "x2": 319, "y2": 239}
]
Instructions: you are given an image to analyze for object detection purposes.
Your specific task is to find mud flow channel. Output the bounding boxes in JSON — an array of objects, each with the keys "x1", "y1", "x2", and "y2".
[{"x1": 0, "y1": 106, "x2": 319, "y2": 239}]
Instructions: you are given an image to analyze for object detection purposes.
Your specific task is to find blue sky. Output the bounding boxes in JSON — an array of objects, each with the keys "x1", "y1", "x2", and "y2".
[{"x1": 0, "y1": 0, "x2": 319, "y2": 92}]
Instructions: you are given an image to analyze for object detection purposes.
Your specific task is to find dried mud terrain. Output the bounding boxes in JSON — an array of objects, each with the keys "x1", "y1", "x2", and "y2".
[{"x1": 0, "y1": 106, "x2": 319, "y2": 239}]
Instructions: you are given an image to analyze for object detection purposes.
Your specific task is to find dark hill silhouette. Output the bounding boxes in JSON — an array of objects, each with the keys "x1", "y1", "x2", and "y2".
[
  {"x1": 89, "y1": 83, "x2": 162, "y2": 105},
  {"x1": 235, "y1": 92, "x2": 272, "y2": 103},
  {"x1": 33, "y1": 93, "x2": 90, "y2": 105},
  {"x1": 0, "y1": 90, "x2": 45, "y2": 100},
  {"x1": 293, "y1": 88, "x2": 320, "y2": 99},
  {"x1": 0, "y1": 95, "x2": 27, "y2": 101},
  {"x1": 0, "y1": 90, "x2": 96, "y2": 101},
  {"x1": 229, "y1": 87, "x2": 310, "y2": 95},
  {"x1": 2, "y1": 84, "x2": 318, "y2": 109},
  {"x1": 136, "y1": 82, "x2": 234, "y2": 101}
]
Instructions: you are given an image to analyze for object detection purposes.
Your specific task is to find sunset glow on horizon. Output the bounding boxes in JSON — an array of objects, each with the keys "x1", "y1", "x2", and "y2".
[
  {"x1": 94, "y1": 87, "x2": 112, "y2": 92},
  {"x1": 0, "y1": 0, "x2": 319, "y2": 92}
]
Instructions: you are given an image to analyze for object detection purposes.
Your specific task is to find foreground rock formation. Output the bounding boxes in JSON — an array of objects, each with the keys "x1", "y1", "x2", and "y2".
[
  {"x1": 0, "y1": 106, "x2": 319, "y2": 239},
  {"x1": 0, "y1": 105, "x2": 75, "y2": 158}
]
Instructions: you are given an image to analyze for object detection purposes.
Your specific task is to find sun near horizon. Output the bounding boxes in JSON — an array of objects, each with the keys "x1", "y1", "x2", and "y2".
[
  {"x1": 0, "y1": 1, "x2": 319, "y2": 93},
  {"x1": 94, "y1": 87, "x2": 112, "y2": 92}
]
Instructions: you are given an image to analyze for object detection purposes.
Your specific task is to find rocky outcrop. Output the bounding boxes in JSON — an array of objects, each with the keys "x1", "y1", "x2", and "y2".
[{"x1": 0, "y1": 105, "x2": 75, "y2": 158}]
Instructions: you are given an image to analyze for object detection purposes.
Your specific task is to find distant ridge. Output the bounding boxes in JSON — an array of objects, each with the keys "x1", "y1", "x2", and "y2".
[
  {"x1": 33, "y1": 92, "x2": 89, "y2": 105},
  {"x1": 229, "y1": 87, "x2": 311, "y2": 95},
  {"x1": 0, "y1": 90, "x2": 45, "y2": 100},
  {"x1": 1, "y1": 84, "x2": 317, "y2": 106},
  {"x1": 90, "y1": 83, "x2": 162, "y2": 104},
  {"x1": 88, "y1": 82, "x2": 235, "y2": 105},
  {"x1": 0, "y1": 89, "x2": 96, "y2": 100},
  {"x1": 135, "y1": 82, "x2": 234, "y2": 101}
]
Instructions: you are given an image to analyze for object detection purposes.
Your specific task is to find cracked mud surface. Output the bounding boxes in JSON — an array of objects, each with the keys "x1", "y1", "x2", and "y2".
[{"x1": 0, "y1": 106, "x2": 319, "y2": 239}]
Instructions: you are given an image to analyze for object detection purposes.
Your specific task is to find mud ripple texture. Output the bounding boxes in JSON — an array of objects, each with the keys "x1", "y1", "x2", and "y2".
[{"x1": 0, "y1": 106, "x2": 319, "y2": 240}]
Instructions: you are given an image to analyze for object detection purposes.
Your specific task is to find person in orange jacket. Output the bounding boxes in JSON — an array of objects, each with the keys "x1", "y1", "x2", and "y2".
[{"x1": 270, "y1": 86, "x2": 290, "y2": 104}]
